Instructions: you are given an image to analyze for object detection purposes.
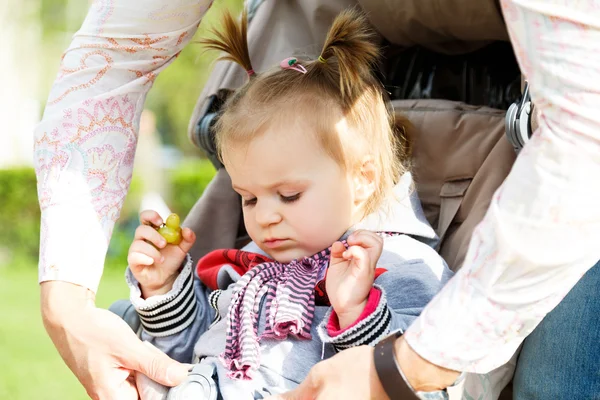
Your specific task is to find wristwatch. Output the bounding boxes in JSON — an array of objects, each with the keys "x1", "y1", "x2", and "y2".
[{"x1": 374, "y1": 331, "x2": 420, "y2": 400}]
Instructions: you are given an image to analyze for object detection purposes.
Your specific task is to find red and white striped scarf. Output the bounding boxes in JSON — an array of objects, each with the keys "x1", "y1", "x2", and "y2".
[{"x1": 220, "y1": 247, "x2": 332, "y2": 380}]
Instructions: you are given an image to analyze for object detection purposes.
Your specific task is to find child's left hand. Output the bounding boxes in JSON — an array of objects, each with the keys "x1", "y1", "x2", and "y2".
[{"x1": 326, "y1": 230, "x2": 383, "y2": 329}]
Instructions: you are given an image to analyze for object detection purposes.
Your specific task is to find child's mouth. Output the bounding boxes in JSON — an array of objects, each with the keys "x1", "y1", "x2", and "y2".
[{"x1": 263, "y1": 238, "x2": 289, "y2": 249}]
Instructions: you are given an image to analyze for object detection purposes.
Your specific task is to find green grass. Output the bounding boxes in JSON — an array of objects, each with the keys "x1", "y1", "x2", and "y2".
[{"x1": 0, "y1": 266, "x2": 130, "y2": 399}]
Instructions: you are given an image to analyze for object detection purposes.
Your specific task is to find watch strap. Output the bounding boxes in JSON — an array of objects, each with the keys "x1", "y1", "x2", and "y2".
[{"x1": 374, "y1": 331, "x2": 420, "y2": 400}]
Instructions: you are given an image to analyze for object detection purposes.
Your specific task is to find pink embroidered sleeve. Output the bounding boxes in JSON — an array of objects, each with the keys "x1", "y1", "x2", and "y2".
[
  {"x1": 33, "y1": 0, "x2": 213, "y2": 293},
  {"x1": 405, "y1": 0, "x2": 600, "y2": 375}
]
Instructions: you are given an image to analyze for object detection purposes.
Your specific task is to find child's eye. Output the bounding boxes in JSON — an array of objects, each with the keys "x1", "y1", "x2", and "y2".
[
  {"x1": 280, "y1": 193, "x2": 301, "y2": 203},
  {"x1": 243, "y1": 198, "x2": 257, "y2": 207}
]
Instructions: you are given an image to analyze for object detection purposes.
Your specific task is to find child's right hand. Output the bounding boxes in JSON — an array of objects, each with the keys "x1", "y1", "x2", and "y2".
[{"x1": 128, "y1": 210, "x2": 196, "y2": 299}]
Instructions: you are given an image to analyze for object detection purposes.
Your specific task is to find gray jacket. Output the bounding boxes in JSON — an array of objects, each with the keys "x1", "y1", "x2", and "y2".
[{"x1": 126, "y1": 173, "x2": 453, "y2": 399}]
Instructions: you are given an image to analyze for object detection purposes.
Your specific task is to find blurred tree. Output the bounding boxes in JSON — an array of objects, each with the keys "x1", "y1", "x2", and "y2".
[
  {"x1": 146, "y1": 0, "x2": 243, "y2": 153},
  {"x1": 35, "y1": 0, "x2": 243, "y2": 155}
]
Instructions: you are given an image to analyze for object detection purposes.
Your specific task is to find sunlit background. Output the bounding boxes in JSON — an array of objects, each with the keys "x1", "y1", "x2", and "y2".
[{"x1": 0, "y1": 0, "x2": 241, "y2": 397}]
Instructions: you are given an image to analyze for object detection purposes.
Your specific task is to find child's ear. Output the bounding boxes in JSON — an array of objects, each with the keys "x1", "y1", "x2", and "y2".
[{"x1": 353, "y1": 156, "x2": 377, "y2": 204}]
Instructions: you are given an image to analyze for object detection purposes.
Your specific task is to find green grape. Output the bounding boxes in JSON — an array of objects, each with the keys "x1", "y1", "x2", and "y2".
[
  {"x1": 165, "y1": 213, "x2": 181, "y2": 229},
  {"x1": 158, "y1": 213, "x2": 182, "y2": 244}
]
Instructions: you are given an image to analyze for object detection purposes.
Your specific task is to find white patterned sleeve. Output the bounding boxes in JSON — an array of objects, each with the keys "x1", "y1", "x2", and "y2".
[
  {"x1": 405, "y1": 0, "x2": 600, "y2": 373},
  {"x1": 34, "y1": 0, "x2": 213, "y2": 293}
]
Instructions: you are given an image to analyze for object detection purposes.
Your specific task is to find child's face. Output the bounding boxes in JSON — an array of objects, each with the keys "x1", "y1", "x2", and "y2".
[{"x1": 224, "y1": 124, "x2": 360, "y2": 262}]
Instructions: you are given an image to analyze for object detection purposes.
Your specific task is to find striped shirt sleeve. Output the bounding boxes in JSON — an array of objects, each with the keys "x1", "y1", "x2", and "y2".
[
  {"x1": 126, "y1": 254, "x2": 197, "y2": 337},
  {"x1": 318, "y1": 286, "x2": 393, "y2": 352}
]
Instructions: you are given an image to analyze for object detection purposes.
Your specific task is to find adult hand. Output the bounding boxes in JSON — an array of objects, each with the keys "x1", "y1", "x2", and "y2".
[
  {"x1": 267, "y1": 345, "x2": 389, "y2": 400},
  {"x1": 41, "y1": 280, "x2": 190, "y2": 399},
  {"x1": 268, "y1": 337, "x2": 459, "y2": 400}
]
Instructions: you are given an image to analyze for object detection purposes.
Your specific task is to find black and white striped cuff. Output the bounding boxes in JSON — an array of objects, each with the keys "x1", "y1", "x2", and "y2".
[
  {"x1": 318, "y1": 285, "x2": 392, "y2": 352},
  {"x1": 125, "y1": 254, "x2": 197, "y2": 337},
  {"x1": 208, "y1": 289, "x2": 223, "y2": 328}
]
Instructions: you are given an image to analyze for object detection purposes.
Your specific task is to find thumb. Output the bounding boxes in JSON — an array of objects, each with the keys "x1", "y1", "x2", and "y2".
[
  {"x1": 178, "y1": 228, "x2": 196, "y2": 254},
  {"x1": 329, "y1": 241, "x2": 346, "y2": 264},
  {"x1": 131, "y1": 341, "x2": 190, "y2": 387}
]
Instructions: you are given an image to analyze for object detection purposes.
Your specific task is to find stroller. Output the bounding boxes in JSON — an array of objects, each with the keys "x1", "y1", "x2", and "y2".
[{"x1": 112, "y1": 0, "x2": 534, "y2": 398}]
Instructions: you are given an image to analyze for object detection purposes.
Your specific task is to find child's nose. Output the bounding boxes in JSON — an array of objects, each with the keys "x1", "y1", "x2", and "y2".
[{"x1": 255, "y1": 201, "x2": 282, "y2": 227}]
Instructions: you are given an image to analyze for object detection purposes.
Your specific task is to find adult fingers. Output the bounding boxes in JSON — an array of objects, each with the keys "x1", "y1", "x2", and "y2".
[
  {"x1": 86, "y1": 363, "x2": 138, "y2": 400},
  {"x1": 114, "y1": 373, "x2": 140, "y2": 400},
  {"x1": 125, "y1": 340, "x2": 191, "y2": 388},
  {"x1": 265, "y1": 388, "x2": 303, "y2": 400},
  {"x1": 136, "y1": 370, "x2": 170, "y2": 400},
  {"x1": 266, "y1": 363, "x2": 323, "y2": 400}
]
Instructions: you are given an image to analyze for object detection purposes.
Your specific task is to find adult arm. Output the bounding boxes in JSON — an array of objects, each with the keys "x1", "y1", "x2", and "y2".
[
  {"x1": 402, "y1": 0, "x2": 600, "y2": 378},
  {"x1": 35, "y1": 0, "x2": 214, "y2": 397}
]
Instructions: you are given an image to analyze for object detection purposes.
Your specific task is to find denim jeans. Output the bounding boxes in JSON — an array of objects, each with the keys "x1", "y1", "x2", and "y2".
[{"x1": 513, "y1": 261, "x2": 600, "y2": 399}]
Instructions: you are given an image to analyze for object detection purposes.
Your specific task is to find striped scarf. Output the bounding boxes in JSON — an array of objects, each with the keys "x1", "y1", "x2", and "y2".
[{"x1": 220, "y1": 247, "x2": 332, "y2": 380}]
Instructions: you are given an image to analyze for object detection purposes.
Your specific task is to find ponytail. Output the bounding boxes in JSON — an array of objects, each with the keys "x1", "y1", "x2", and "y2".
[
  {"x1": 201, "y1": 10, "x2": 254, "y2": 77},
  {"x1": 309, "y1": 8, "x2": 380, "y2": 102}
]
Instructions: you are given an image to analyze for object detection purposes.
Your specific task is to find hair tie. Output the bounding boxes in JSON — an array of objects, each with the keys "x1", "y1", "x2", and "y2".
[
  {"x1": 318, "y1": 55, "x2": 327, "y2": 64},
  {"x1": 280, "y1": 57, "x2": 307, "y2": 74},
  {"x1": 246, "y1": 69, "x2": 255, "y2": 77}
]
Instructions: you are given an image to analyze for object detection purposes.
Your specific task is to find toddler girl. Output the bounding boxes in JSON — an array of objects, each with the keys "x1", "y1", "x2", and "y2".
[{"x1": 126, "y1": 8, "x2": 452, "y2": 399}]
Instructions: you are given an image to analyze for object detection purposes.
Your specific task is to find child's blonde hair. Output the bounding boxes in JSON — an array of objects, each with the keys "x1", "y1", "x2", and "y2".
[{"x1": 202, "y1": 8, "x2": 407, "y2": 217}]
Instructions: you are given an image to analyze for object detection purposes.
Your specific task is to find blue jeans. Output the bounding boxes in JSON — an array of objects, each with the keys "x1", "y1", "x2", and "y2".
[{"x1": 513, "y1": 261, "x2": 600, "y2": 399}]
